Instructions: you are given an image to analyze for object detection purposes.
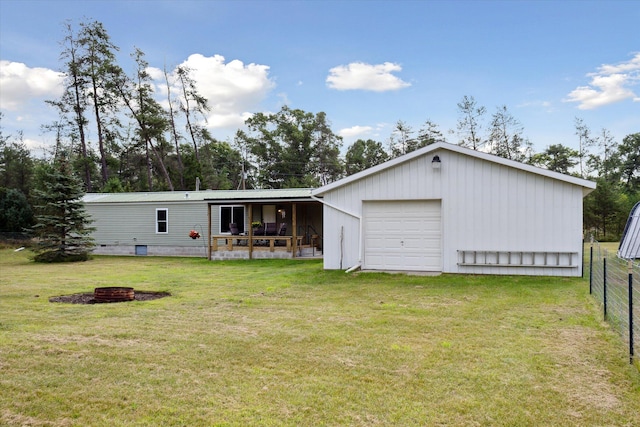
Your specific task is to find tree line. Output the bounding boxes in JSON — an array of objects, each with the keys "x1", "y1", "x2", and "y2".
[{"x1": 0, "y1": 19, "x2": 638, "y2": 241}]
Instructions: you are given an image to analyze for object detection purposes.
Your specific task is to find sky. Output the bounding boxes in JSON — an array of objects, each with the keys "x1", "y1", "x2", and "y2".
[{"x1": 0, "y1": 0, "x2": 639, "y2": 158}]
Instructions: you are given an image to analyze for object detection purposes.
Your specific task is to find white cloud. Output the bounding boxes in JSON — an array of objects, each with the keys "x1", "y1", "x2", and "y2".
[
  {"x1": 565, "y1": 53, "x2": 640, "y2": 109},
  {"x1": 326, "y1": 62, "x2": 411, "y2": 92},
  {"x1": 172, "y1": 53, "x2": 275, "y2": 130},
  {"x1": 0, "y1": 61, "x2": 65, "y2": 110},
  {"x1": 339, "y1": 125, "x2": 373, "y2": 139},
  {"x1": 146, "y1": 66, "x2": 165, "y2": 81}
]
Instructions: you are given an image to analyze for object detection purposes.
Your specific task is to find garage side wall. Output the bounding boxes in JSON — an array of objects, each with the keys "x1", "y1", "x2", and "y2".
[{"x1": 441, "y1": 151, "x2": 584, "y2": 276}]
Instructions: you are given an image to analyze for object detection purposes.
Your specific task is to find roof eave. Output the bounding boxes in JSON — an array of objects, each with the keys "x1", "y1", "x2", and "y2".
[{"x1": 312, "y1": 141, "x2": 597, "y2": 195}]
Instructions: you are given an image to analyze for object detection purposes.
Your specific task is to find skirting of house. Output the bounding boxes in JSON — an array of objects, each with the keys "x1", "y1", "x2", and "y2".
[
  {"x1": 91, "y1": 245, "x2": 308, "y2": 260},
  {"x1": 209, "y1": 249, "x2": 298, "y2": 260},
  {"x1": 92, "y1": 245, "x2": 207, "y2": 257}
]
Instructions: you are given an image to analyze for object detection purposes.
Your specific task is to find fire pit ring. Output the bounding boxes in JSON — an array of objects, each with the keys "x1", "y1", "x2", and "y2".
[{"x1": 94, "y1": 287, "x2": 135, "y2": 303}]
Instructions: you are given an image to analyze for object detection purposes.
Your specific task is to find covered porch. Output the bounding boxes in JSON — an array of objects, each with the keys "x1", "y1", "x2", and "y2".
[{"x1": 205, "y1": 189, "x2": 323, "y2": 260}]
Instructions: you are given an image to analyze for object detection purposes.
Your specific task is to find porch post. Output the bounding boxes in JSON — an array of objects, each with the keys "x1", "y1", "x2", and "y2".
[
  {"x1": 248, "y1": 204, "x2": 254, "y2": 259},
  {"x1": 292, "y1": 203, "x2": 297, "y2": 258},
  {"x1": 207, "y1": 203, "x2": 212, "y2": 260}
]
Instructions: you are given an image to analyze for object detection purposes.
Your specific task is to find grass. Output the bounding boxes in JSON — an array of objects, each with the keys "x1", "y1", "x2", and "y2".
[{"x1": 1, "y1": 250, "x2": 639, "y2": 426}]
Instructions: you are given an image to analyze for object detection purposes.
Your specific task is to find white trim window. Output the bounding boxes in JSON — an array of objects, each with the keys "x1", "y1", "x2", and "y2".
[
  {"x1": 220, "y1": 205, "x2": 245, "y2": 234},
  {"x1": 156, "y1": 208, "x2": 168, "y2": 234}
]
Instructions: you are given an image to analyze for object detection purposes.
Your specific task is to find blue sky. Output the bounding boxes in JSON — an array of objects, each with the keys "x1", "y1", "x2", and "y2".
[{"x1": 1, "y1": 0, "x2": 638, "y2": 157}]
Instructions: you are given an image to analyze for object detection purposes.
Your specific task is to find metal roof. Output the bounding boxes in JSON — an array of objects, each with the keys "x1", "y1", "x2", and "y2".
[
  {"x1": 618, "y1": 201, "x2": 640, "y2": 259},
  {"x1": 83, "y1": 188, "x2": 315, "y2": 204},
  {"x1": 312, "y1": 141, "x2": 597, "y2": 196}
]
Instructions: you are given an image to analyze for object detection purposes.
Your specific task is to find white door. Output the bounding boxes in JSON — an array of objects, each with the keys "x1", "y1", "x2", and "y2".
[{"x1": 363, "y1": 200, "x2": 442, "y2": 271}]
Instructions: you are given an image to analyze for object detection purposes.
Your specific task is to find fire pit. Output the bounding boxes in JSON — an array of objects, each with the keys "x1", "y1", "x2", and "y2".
[{"x1": 94, "y1": 287, "x2": 135, "y2": 303}]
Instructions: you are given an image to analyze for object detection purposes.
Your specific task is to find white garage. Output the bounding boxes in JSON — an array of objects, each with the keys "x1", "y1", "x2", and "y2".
[
  {"x1": 363, "y1": 200, "x2": 441, "y2": 271},
  {"x1": 312, "y1": 142, "x2": 596, "y2": 276}
]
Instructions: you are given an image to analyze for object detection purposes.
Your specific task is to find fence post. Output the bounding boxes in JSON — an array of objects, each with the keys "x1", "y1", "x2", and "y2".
[
  {"x1": 589, "y1": 244, "x2": 594, "y2": 295},
  {"x1": 629, "y1": 260, "x2": 634, "y2": 365},
  {"x1": 603, "y1": 257, "x2": 608, "y2": 321}
]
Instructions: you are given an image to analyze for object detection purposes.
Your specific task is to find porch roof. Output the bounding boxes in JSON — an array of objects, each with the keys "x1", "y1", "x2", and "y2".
[{"x1": 204, "y1": 188, "x2": 316, "y2": 204}]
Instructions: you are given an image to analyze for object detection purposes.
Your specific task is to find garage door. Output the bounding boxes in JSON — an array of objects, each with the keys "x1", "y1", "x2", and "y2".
[{"x1": 363, "y1": 200, "x2": 441, "y2": 271}]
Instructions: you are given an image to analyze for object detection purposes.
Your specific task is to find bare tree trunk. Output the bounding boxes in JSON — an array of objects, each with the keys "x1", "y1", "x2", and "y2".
[
  {"x1": 164, "y1": 66, "x2": 185, "y2": 190},
  {"x1": 71, "y1": 61, "x2": 92, "y2": 192},
  {"x1": 91, "y1": 75, "x2": 109, "y2": 184}
]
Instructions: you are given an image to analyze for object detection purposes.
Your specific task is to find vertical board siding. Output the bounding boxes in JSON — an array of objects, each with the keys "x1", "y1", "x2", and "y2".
[
  {"x1": 440, "y1": 151, "x2": 583, "y2": 276},
  {"x1": 322, "y1": 149, "x2": 585, "y2": 276}
]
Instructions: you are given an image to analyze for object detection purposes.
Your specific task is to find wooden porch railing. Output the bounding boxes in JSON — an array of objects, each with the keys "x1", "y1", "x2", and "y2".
[{"x1": 210, "y1": 235, "x2": 303, "y2": 254}]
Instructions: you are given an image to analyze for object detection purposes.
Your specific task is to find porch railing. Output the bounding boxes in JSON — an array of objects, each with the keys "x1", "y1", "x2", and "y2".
[{"x1": 210, "y1": 235, "x2": 303, "y2": 253}]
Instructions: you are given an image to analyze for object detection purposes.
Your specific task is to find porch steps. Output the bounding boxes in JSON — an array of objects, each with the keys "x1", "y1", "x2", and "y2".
[{"x1": 298, "y1": 246, "x2": 322, "y2": 258}]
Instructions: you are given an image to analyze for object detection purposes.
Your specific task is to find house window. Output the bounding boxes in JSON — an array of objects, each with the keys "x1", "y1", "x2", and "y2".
[
  {"x1": 220, "y1": 206, "x2": 245, "y2": 233},
  {"x1": 156, "y1": 208, "x2": 168, "y2": 234}
]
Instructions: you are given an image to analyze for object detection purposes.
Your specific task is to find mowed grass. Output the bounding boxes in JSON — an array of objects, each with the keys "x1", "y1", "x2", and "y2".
[{"x1": 1, "y1": 250, "x2": 639, "y2": 426}]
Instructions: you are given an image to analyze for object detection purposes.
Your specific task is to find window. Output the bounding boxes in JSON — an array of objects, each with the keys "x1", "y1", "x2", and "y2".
[
  {"x1": 220, "y1": 206, "x2": 245, "y2": 233},
  {"x1": 156, "y1": 208, "x2": 168, "y2": 233}
]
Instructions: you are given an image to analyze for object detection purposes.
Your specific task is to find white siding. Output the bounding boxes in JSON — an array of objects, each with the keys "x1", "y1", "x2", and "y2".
[
  {"x1": 321, "y1": 148, "x2": 586, "y2": 276},
  {"x1": 440, "y1": 151, "x2": 584, "y2": 276}
]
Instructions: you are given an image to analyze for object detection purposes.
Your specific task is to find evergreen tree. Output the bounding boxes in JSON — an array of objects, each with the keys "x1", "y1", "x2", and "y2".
[
  {"x1": 456, "y1": 95, "x2": 486, "y2": 150},
  {"x1": 31, "y1": 154, "x2": 95, "y2": 262},
  {"x1": 0, "y1": 188, "x2": 33, "y2": 233},
  {"x1": 530, "y1": 144, "x2": 579, "y2": 174},
  {"x1": 487, "y1": 105, "x2": 532, "y2": 162},
  {"x1": 417, "y1": 119, "x2": 446, "y2": 147}
]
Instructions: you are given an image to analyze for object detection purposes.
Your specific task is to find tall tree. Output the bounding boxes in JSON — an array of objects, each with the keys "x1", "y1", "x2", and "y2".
[
  {"x1": 309, "y1": 111, "x2": 344, "y2": 186},
  {"x1": 588, "y1": 128, "x2": 619, "y2": 181},
  {"x1": 176, "y1": 65, "x2": 210, "y2": 163},
  {"x1": 456, "y1": 95, "x2": 486, "y2": 150},
  {"x1": 617, "y1": 132, "x2": 640, "y2": 192},
  {"x1": 52, "y1": 21, "x2": 92, "y2": 191},
  {"x1": 389, "y1": 120, "x2": 416, "y2": 157},
  {"x1": 243, "y1": 106, "x2": 343, "y2": 188},
  {"x1": 233, "y1": 130, "x2": 254, "y2": 190},
  {"x1": 114, "y1": 48, "x2": 174, "y2": 191},
  {"x1": 574, "y1": 117, "x2": 594, "y2": 178},
  {"x1": 0, "y1": 122, "x2": 34, "y2": 197},
  {"x1": 417, "y1": 119, "x2": 446, "y2": 147},
  {"x1": 163, "y1": 65, "x2": 186, "y2": 190},
  {"x1": 345, "y1": 139, "x2": 389, "y2": 175},
  {"x1": 181, "y1": 135, "x2": 243, "y2": 191},
  {"x1": 77, "y1": 19, "x2": 122, "y2": 187},
  {"x1": 583, "y1": 178, "x2": 624, "y2": 240},
  {"x1": 487, "y1": 105, "x2": 531, "y2": 162},
  {"x1": 31, "y1": 153, "x2": 95, "y2": 262},
  {"x1": 530, "y1": 144, "x2": 578, "y2": 174}
]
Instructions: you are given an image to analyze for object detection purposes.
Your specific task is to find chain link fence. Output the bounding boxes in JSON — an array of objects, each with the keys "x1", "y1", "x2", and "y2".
[{"x1": 588, "y1": 241, "x2": 638, "y2": 367}]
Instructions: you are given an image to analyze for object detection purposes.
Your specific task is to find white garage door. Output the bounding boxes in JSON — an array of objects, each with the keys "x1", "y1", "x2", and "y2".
[{"x1": 363, "y1": 200, "x2": 442, "y2": 271}]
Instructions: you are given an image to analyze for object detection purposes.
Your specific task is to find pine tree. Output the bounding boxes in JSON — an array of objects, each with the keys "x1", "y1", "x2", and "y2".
[{"x1": 31, "y1": 153, "x2": 95, "y2": 262}]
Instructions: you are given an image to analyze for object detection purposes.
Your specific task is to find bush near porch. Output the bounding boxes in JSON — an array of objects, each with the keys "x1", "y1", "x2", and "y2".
[{"x1": 1, "y1": 250, "x2": 639, "y2": 426}]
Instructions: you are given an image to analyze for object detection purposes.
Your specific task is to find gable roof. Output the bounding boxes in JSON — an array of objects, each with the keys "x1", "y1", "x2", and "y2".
[
  {"x1": 83, "y1": 188, "x2": 314, "y2": 204},
  {"x1": 312, "y1": 142, "x2": 596, "y2": 196}
]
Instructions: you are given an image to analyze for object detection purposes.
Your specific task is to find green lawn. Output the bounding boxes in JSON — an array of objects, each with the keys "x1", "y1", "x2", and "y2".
[{"x1": 1, "y1": 250, "x2": 639, "y2": 426}]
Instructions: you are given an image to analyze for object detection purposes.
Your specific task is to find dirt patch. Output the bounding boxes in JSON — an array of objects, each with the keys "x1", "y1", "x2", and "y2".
[{"x1": 49, "y1": 291, "x2": 170, "y2": 304}]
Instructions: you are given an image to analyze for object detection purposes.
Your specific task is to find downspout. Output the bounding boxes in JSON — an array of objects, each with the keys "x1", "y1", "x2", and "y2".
[{"x1": 310, "y1": 194, "x2": 362, "y2": 272}]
